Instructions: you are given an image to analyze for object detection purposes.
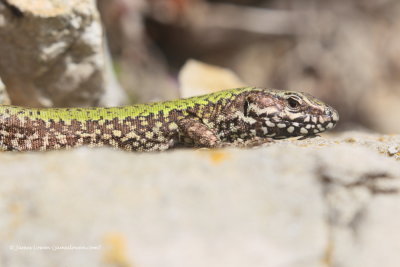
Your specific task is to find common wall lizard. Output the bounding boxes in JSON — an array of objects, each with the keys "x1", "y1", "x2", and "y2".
[{"x1": 0, "y1": 87, "x2": 339, "y2": 151}]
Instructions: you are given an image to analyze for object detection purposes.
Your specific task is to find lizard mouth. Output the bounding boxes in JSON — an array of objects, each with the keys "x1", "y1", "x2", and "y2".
[
  {"x1": 287, "y1": 107, "x2": 339, "y2": 137},
  {"x1": 265, "y1": 113, "x2": 338, "y2": 139}
]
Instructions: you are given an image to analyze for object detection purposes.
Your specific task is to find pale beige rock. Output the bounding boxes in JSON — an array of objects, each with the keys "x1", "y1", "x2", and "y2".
[
  {"x1": 0, "y1": 132, "x2": 399, "y2": 267},
  {"x1": 179, "y1": 59, "x2": 246, "y2": 97},
  {"x1": 0, "y1": 0, "x2": 125, "y2": 107}
]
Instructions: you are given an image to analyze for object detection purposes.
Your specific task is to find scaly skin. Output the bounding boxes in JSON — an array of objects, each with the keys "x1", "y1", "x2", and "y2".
[{"x1": 0, "y1": 87, "x2": 339, "y2": 151}]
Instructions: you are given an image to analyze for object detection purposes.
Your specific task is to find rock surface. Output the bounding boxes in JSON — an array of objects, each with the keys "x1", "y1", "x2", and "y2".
[
  {"x1": 0, "y1": 132, "x2": 399, "y2": 267},
  {"x1": 0, "y1": 0, "x2": 125, "y2": 107}
]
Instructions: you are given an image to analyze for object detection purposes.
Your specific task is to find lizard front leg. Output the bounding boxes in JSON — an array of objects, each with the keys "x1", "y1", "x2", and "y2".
[{"x1": 178, "y1": 118, "x2": 221, "y2": 148}]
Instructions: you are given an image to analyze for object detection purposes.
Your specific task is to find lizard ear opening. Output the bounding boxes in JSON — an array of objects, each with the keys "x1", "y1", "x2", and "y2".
[{"x1": 243, "y1": 99, "x2": 250, "y2": 116}]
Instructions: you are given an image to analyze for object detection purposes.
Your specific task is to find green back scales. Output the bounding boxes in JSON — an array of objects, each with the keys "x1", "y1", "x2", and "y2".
[{"x1": 0, "y1": 87, "x2": 256, "y2": 122}]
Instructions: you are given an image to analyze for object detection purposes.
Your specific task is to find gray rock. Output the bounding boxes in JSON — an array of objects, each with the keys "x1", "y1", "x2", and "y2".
[
  {"x1": 0, "y1": 0, "x2": 125, "y2": 107},
  {"x1": 0, "y1": 132, "x2": 399, "y2": 267}
]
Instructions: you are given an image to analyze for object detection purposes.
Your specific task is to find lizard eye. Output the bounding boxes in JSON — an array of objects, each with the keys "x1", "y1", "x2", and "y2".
[{"x1": 287, "y1": 96, "x2": 301, "y2": 110}]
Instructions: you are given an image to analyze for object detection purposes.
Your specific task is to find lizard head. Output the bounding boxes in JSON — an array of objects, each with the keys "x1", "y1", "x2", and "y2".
[{"x1": 243, "y1": 89, "x2": 339, "y2": 139}]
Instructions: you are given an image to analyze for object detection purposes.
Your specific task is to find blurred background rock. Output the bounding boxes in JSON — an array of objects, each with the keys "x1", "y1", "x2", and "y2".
[{"x1": 97, "y1": 0, "x2": 400, "y2": 134}]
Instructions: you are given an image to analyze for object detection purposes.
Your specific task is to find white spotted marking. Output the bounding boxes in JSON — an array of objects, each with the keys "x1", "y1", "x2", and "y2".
[
  {"x1": 235, "y1": 111, "x2": 256, "y2": 124},
  {"x1": 42, "y1": 135, "x2": 50, "y2": 147},
  {"x1": 304, "y1": 116, "x2": 310, "y2": 123},
  {"x1": 103, "y1": 134, "x2": 112, "y2": 140},
  {"x1": 265, "y1": 106, "x2": 278, "y2": 115},
  {"x1": 326, "y1": 122, "x2": 334, "y2": 129},
  {"x1": 277, "y1": 123, "x2": 286, "y2": 128},
  {"x1": 145, "y1": 132, "x2": 154, "y2": 139},
  {"x1": 262, "y1": 127, "x2": 268, "y2": 134},
  {"x1": 113, "y1": 130, "x2": 122, "y2": 137},
  {"x1": 124, "y1": 131, "x2": 140, "y2": 139},
  {"x1": 287, "y1": 112, "x2": 303, "y2": 121},
  {"x1": 266, "y1": 121, "x2": 275, "y2": 127},
  {"x1": 249, "y1": 104, "x2": 269, "y2": 116},
  {"x1": 53, "y1": 144, "x2": 61, "y2": 149},
  {"x1": 157, "y1": 135, "x2": 167, "y2": 142},
  {"x1": 292, "y1": 122, "x2": 300, "y2": 127},
  {"x1": 109, "y1": 140, "x2": 118, "y2": 147},
  {"x1": 0, "y1": 130, "x2": 9, "y2": 136},
  {"x1": 313, "y1": 129, "x2": 319, "y2": 133},
  {"x1": 305, "y1": 124, "x2": 312, "y2": 129},
  {"x1": 57, "y1": 136, "x2": 68, "y2": 144},
  {"x1": 300, "y1": 128, "x2": 308, "y2": 134},
  {"x1": 312, "y1": 117, "x2": 317, "y2": 123},
  {"x1": 168, "y1": 123, "x2": 178, "y2": 130},
  {"x1": 287, "y1": 126, "x2": 294, "y2": 133},
  {"x1": 24, "y1": 140, "x2": 32, "y2": 150}
]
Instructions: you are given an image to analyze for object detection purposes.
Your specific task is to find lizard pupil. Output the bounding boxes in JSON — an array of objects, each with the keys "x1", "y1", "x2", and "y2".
[{"x1": 287, "y1": 97, "x2": 300, "y2": 109}]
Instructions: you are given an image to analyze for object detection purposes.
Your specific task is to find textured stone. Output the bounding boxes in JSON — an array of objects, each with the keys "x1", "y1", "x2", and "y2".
[
  {"x1": 0, "y1": 0, "x2": 125, "y2": 107},
  {"x1": 0, "y1": 132, "x2": 399, "y2": 267}
]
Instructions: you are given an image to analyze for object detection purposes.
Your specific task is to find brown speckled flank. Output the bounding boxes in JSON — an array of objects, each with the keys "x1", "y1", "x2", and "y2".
[{"x1": 0, "y1": 87, "x2": 339, "y2": 151}]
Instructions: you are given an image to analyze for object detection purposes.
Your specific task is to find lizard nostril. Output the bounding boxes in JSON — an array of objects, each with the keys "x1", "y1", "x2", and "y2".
[{"x1": 325, "y1": 109, "x2": 332, "y2": 116}]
